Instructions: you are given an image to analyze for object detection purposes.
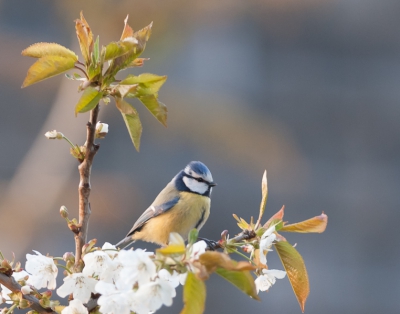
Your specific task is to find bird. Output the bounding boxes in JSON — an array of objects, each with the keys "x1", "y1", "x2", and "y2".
[{"x1": 116, "y1": 161, "x2": 216, "y2": 249}]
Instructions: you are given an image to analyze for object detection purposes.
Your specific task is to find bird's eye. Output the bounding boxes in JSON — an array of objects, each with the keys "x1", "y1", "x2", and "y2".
[{"x1": 196, "y1": 177, "x2": 205, "y2": 183}]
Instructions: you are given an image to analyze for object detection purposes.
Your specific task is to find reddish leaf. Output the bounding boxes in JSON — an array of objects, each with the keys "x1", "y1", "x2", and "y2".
[
  {"x1": 121, "y1": 15, "x2": 134, "y2": 40},
  {"x1": 75, "y1": 12, "x2": 93, "y2": 65},
  {"x1": 281, "y1": 212, "x2": 328, "y2": 233},
  {"x1": 275, "y1": 241, "x2": 309, "y2": 312},
  {"x1": 199, "y1": 251, "x2": 255, "y2": 274},
  {"x1": 264, "y1": 205, "x2": 285, "y2": 228}
]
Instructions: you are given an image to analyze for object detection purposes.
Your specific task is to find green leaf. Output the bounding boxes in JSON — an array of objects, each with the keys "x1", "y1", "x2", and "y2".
[
  {"x1": 188, "y1": 229, "x2": 199, "y2": 245},
  {"x1": 280, "y1": 212, "x2": 328, "y2": 233},
  {"x1": 120, "y1": 73, "x2": 167, "y2": 95},
  {"x1": 138, "y1": 94, "x2": 167, "y2": 127},
  {"x1": 104, "y1": 22, "x2": 152, "y2": 81},
  {"x1": 104, "y1": 41, "x2": 136, "y2": 61},
  {"x1": 93, "y1": 36, "x2": 100, "y2": 64},
  {"x1": 22, "y1": 55, "x2": 77, "y2": 88},
  {"x1": 274, "y1": 241, "x2": 309, "y2": 313},
  {"x1": 21, "y1": 43, "x2": 78, "y2": 60},
  {"x1": 180, "y1": 272, "x2": 206, "y2": 314},
  {"x1": 216, "y1": 268, "x2": 260, "y2": 300},
  {"x1": 116, "y1": 98, "x2": 142, "y2": 151},
  {"x1": 74, "y1": 87, "x2": 103, "y2": 116}
]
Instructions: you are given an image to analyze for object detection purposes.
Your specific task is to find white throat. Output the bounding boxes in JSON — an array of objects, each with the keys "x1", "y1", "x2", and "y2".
[{"x1": 183, "y1": 177, "x2": 208, "y2": 194}]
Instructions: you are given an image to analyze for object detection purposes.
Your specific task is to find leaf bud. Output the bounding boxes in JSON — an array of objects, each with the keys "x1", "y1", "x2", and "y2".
[{"x1": 19, "y1": 299, "x2": 30, "y2": 309}]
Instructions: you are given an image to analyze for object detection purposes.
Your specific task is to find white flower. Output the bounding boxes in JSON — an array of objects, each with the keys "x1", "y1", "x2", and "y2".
[
  {"x1": 259, "y1": 225, "x2": 277, "y2": 265},
  {"x1": 26, "y1": 251, "x2": 58, "y2": 289},
  {"x1": 189, "y1": 241, "x2": 207, "y2": 260},
  {"x1": 62, "y1": 299, "x2": 88, "y2": 314},
  {"x1": 99, "y1": 258, "x2": 124, "y2": 284},
  {"x1": 96, "y1": 281, "x2": 138, "y2": 314},
  {"x1": 95, "y1": 122, "x2": 109, "y2": 139},
  {"x1": 158, "y1": 269, "x2": 180, "y2": 289},
  {"x1": 101, "y1": 242, "x2": 118, "y2": 258},
  {"x1": 117, "y1": 249, "x2": 156, "y2": 288},
  {"x1": 57, "y1": 273, "x2": 97, "y2": 303},
  {"x1": 44, "y1": 130, "x2": 63, "y2": 139},
  {"x1": 134, "y1": 278, "x2": 176, "y2": 313},
  {"x1": 255, "y1": 269, "x2": 286, "y2": 293},
  {"x1": 83, "y1": 250, "x2": 112, "y2": 277},
  {"x1": 0, "y1": 285, "x2": 11, "y2": 303}
]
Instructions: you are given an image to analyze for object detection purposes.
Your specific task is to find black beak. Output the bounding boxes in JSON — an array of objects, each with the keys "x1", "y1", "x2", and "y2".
[{"x1": 209, "y1": 182, "x2": 217, "y2": 187}]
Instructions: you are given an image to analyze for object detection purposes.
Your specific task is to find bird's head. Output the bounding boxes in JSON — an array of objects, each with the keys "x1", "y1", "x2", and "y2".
[{"x1": 175, "y1": 161, "x2": 216, "y2": 196}]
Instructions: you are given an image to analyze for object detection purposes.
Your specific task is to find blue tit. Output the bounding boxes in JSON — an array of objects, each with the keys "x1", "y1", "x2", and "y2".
[{"x1": 116, "y1": 161, "x2": 216, "y2": 249}]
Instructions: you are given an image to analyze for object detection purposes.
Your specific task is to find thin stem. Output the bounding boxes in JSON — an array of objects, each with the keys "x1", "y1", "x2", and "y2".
[
  {"x1": 231, "y1": 249, "x2": 253, "y2": 263},
  {"x1": 6, "y1": 303, "x2": 17, "y2": 314},
  {"x1": 56, "y1": 264, "x2": 72, "y2": 274},
  {"x1": 74, "y1": 104, "x2": 100, "y2": 271},
  {"x1": 62, "y1": 135, "x2": 76, "y2": 149},
  {"x1": 74, "y1": 65, "x2": 89, "y2": 80}
]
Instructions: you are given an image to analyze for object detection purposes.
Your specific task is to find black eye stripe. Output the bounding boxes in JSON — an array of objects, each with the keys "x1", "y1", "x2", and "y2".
[{"x1": 184, "y1": 173, "x2": 207, "y2": 183}]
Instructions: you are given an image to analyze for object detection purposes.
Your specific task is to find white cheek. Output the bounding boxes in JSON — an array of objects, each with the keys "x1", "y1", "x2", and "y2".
[{"x1": 183, "y1": 177, "x2": 208, "y2": 194}]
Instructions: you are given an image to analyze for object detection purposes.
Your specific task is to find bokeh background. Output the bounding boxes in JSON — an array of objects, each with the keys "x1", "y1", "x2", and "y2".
[{"x1": 1, "y1": 0, "x2": 399, "y2": 313}]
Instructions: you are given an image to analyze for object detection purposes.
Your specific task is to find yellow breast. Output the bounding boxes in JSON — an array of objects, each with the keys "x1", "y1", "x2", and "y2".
[{"x1": 133, "y1": 192, "x2": 211, "y2": 245}]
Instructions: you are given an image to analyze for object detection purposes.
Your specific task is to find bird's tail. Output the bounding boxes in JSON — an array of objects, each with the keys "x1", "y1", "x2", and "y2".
[{"x1": 115, "y1": 237, "x2": 135, "y2": 250}]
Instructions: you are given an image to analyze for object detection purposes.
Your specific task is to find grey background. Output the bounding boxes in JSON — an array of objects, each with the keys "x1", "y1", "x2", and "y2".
[{"x1": 0, "y1": 0, "x2": 399, "y2": 313}]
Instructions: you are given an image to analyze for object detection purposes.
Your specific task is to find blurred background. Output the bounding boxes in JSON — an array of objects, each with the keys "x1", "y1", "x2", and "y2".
[{"x1": 0, "y1": 0, "x2": 399, "y2": 313}]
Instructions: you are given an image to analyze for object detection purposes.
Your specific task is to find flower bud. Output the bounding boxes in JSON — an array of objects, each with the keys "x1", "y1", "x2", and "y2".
[
  {"x1": 41, "y1": 290, "x2": 52, "y2": 299},
  {"x1": 59, "y1": 206, "x2": 69, "y2": 219},
  {"x1": 63, "y1": 252, "x2": 75, "y2": 263},
  {"x1": 21, "y1": 285, "x2": 32, "y2": 295},
  {"x1": 44, "y1": 130, "x2": 63, "y2": 140},
  {"x1": 95, "y1": 122, "x2": 109, "y2": 139}
]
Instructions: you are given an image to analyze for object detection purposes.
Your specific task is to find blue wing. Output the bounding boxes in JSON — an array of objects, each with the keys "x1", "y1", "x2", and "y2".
[{"x1": 126, "y1": 196, "x2": 180, "y2": 237}]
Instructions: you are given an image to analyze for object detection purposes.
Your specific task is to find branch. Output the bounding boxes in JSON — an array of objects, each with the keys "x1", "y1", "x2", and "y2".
[
  {"x1": 74, "y1": 104, "x2": 100, "y2": 270},
  {"x1": 202, "y1": 229, "x2": 257, "y2": 251},
  {"x1": 0, "y1": 273, "x2": 55, "y2": 314}
]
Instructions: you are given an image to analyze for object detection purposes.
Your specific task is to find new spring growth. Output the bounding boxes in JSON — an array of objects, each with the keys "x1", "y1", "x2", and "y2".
[
  {"x1": 95, "y1": 122, "x2": 109, "y2": 139},
  {"x1": 44, "y1": 130, "x2": 64, "y2": 140},
  {"x1": 60, "y1": 206, "x2": 69, "y2": 220}
]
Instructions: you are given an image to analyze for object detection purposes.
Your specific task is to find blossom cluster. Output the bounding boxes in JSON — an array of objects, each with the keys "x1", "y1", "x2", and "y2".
[
  {"x1": 0, "y1": 238, "x2": 208, "y2": 314},
  {"x1": 0, "y1": 228, "x2": 286, "y2": 313},
  {"x1": 245, "y1": 224, "x2": 287, "y2": 293}
]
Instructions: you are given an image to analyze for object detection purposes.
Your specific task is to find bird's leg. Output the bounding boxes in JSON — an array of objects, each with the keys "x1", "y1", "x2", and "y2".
[{"x1": 198, "y1": 237, "x2": 221, "y2": 251}]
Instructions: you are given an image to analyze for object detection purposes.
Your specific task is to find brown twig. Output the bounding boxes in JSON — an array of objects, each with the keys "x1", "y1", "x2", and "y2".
[
  {"x1": 203, "y1": 229, "x2": 257, "y2": 251},
  {"x1": 0, "y1": 273, "x2": 55, "y2": 314},
  {"x1": 74, "y1": 104, "x2": 100, "y2": 270}
]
